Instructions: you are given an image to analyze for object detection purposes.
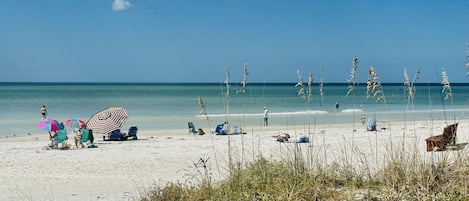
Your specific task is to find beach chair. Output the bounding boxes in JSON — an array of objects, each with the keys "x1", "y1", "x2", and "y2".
[
  {"x1": 425, "y1": 123, "x2": 458, "y2": 151},
  {"x1": 127, "y1": 126, "x2": 138, "y2": 140},
  {"x1": 366, "y1": 118, "x2": 377, "y2": 131},
  {"x1": 80, "y1": 128, "x2": 94, "y2": 147},
  {"x1": 54, "y1": 129, "x2": 69, "y2": 149},
  {"x1": 214, "y1": 122, "x2": 227, "y2": 135},
  {"x1": 108, "y1": 129, "x2": 125, "y2": 141},
  {"x1": 188, "y1": 122, "x2": 198, "y2": 135}
]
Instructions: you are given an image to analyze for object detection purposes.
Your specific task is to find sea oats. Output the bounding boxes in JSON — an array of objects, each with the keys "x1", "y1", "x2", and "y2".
[
  {"x1": 319, "y1": 72, "x2": 324, "y2": 106},
  {"x1": 224, "y1": 65, "x2": 230, "y2": 98},
  {"x1": 403, "y1": 69, "x2": 410, "y2": 87},
  {"x1": 441, "y1": 69, "x2": 452, "y2": 101},
  {"x1": 198, "y1": 96, "x2": 207, "y2": 116},
  {"x1": 366, "y1": 64, "x2": 384, "y2": 103},
  {"x1": 307, "y1": 73, "x2": 313, "y2": 104},
  {"x1": 295, "y1": 69, "x2": 305, "y2": 100},
  {"x1": 403, "y1": 68, "x2": 421, "y2": 102},
  {"x1": 346, "y1": 56, "x2": 359, "y2": 97},
  {"x1": 237, "y1": 63, "x2": 248, "y2": 94}
]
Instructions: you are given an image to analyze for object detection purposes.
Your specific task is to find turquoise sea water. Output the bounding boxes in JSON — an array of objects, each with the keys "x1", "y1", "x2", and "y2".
[{"x1": 1, "y1": 82, "x2": 469, "y2": 137}]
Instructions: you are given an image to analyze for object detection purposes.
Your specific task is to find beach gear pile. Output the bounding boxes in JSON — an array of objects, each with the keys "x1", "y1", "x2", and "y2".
[{"x1": 274, "y1": 133, "x2": 309, "y2": 143}]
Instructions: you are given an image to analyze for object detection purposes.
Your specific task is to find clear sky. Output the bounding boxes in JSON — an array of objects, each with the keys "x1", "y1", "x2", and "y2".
[{"x1": 1, "y1": 0, "x2": 468, "y2": 83}]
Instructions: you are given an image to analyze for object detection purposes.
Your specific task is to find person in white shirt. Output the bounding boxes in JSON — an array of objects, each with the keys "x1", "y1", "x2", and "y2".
[{"x1": 263, "y1": 106, "x2": 269, "y2": 126}]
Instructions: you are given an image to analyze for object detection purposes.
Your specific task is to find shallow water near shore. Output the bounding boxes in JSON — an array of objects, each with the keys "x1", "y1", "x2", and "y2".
[{"x1": 1, "y1": 82, "x2": 469, "y2": 137}]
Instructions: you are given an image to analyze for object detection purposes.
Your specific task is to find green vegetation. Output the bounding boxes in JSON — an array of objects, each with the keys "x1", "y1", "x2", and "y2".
[{"x1": 140, "y1": 148, "x2": 469, "y2": 201}]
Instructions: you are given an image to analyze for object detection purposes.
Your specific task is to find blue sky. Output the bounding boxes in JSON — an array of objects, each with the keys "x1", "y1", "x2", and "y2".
[{"x1": 1, "y1": 0, "x2": 468, "y2": 83}]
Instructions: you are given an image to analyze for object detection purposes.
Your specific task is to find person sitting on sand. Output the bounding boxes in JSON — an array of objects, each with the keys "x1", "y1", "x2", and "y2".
[
  {"x1": 197, "y1": 128, "x2": 206, "y2": 135},
  {"x1": 49, "y1": 130, "x2": 57, "y2": 147},
  {"x1": 73, "y1": 128, "x2": 83, "y2": 148}
]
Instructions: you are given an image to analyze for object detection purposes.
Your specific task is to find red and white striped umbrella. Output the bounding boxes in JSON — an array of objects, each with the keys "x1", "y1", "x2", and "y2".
[{"x1": 86, "y1": 107, "x2": 128, "y2": 134}]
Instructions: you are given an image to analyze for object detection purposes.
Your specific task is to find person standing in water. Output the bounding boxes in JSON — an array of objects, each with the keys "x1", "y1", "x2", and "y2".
[
  {"x1": 263, "y1": 106, "x2": 269, "y2": 126},
  {"x1": 40, "y1": 105, "x2": 47, "y2": 120}
]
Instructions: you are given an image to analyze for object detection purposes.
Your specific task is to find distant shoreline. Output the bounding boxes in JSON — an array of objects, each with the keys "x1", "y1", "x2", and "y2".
[{"x1": 0, "y1": 82, "x2": 466, "y2": 86}]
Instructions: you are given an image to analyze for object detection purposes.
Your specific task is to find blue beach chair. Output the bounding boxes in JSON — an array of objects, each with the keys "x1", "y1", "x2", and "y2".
[
  {"x1": 108, "y1": 129, "x2": 124, "y2": 141},
  {"x1": 367, "y1": 118, "x2": 377, "y2": 131},
  {"x1": 188, "y1": 122, "x2": 198, "y2": 135},
  {"x1": 214, "y1": 122, "x2": 227, "y2": 135},
  {"x1": 127, "y1": 126, "x2": 138, "y2": 140}
]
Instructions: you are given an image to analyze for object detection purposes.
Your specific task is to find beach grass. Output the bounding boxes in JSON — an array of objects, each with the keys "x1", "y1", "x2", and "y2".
[{"x1": 139, "y1": 138, "x2": 469, "y2": 201}]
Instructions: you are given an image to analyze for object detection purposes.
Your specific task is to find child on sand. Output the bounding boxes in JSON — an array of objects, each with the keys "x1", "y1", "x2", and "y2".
[{"x1": 73, "y1": 128, "x2": 83, "y2": 148}]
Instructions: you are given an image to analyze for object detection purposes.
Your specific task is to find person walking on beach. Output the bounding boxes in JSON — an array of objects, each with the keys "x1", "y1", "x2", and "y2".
[
  {"x1": 263, "y1": 106, "x2": 269, "y2": 126},
  {"x1": 40, "y1": 105, "x2": 47, "y2": 120}
]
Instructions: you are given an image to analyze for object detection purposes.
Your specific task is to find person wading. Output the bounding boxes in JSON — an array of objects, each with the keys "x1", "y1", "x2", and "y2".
[
  {"x1": 40, "y1": 105, "x2": 47, "y2": 120},
  {"x1": 263, "y1": 106, "x2": 269, "y2": 126}
]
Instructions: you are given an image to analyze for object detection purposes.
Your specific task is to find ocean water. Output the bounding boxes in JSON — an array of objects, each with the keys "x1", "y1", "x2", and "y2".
[{"x1": 1, "y1": 82, "x2": 469, "y2": 137}]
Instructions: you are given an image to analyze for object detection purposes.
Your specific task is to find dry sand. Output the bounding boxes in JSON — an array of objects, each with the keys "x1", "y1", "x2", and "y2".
[{"x1": 0, "y1": 119, "x2": 467, "y2": 201}]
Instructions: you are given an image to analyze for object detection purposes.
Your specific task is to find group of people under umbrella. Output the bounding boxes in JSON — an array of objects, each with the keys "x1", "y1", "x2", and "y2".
[{"x1": 38, "y1": 107, "x2": 133, "y2": 149}]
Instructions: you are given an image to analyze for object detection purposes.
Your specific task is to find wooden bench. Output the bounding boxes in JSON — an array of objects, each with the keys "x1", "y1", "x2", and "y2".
[{"x1": 425, "y1": 123, "x2": 458, "y2": 151}]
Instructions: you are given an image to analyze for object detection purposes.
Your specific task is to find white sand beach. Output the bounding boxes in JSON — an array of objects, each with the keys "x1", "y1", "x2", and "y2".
[{"x1": 0, "y1": 119, "x2": 467, "y2": 201}]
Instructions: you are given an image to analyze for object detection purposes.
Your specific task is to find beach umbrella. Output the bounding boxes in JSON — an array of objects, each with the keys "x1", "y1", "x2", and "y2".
[
  {"x1": 86, "y1": 107, "x2": 128, "y2": 134},
  {"x1": 65, "y1": 118, "x2": 87, "y2": 129},
  {"x1": 38, "y1": 119, "x2": 62, "y2": 132}
]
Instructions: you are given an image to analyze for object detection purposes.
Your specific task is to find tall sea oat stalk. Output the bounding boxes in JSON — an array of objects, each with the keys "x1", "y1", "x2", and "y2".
[
  {"x1": 293, "y1": 69, "x2": 315, "y2": 168},
  {"x1": 319, "y1": 70, "x2": 326, "y2": 165},
  {"x1": 295, "y1": 69, "x2": 305, "y2": 101},
  {"x1": 402, "y1": 68, "x2": 421, "y2": 152},
  {"x1": 237, "y1": 63, "x2": 248, "y2": 94},
  {"x1": 293, "y1": 69, "x2": 314, "y2": 170},
  {"x1": 441, "y1": 69, "x2": 454, "y2": 123},
  {"x1": 366, "y1": 64, "x2": 390, "y2": 164},
  {"x1": 223, "y1": 65, "x2": 231, "y2": 125},
  {"x1": 346, "y1": 56, "x2": 359, "y2": 97},
  {"x1": 222, "y1": 65, "x2": 234, "y2": 169},
  {"x1": 345, "y1": 56, "x2": 359, "y2": 147},
  {"x1": 366, "y1": 64, "x2": 385, "y2": 103},
  {"x1": 198, "y1": 96, "x2": 221, "y2": 176},
  {"x1": 237, "y1": 63, "x2": 248, "y2": 166},
  {"x1": 198, "y1": 96, "x2": 208, "y2": 120},
  {"x1": 306, "y1": 72, "x2": 314, "y2": 164},
  {"x1": 441, "y1": 69, "x2": 453, "y2": 102},
  {"x1": 403, "y1": 68, "x2": 421, "y2": 108},
  {"x1": 319, "y1": 69, "x2": 324, "y2": 107},
  {"x1": 307, "y1": 73, "x2": 313, "y2": 105},
  {"x1": 294, "y1": 69, "x2": 313, "y2": 128}
]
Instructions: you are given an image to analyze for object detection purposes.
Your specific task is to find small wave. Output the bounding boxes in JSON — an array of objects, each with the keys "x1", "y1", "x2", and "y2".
[
  {"x1": 196, "y1": 110, "x2": 328, "y2": 118},
  {"x1": 341, "y1": 108, "x2": 363, "y2": 113}
]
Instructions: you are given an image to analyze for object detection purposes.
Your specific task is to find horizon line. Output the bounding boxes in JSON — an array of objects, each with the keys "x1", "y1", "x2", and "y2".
[{"x1": 0, "y1": 81, "x2": 466, "y2": 86}]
